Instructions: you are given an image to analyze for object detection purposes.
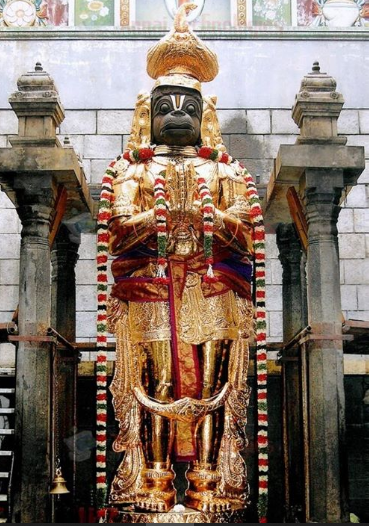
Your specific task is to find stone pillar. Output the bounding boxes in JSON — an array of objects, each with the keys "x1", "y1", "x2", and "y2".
[
  {"x1": 51, "y1": 225, "x2": 80, "y2": 342},
  {"x1": 12, "y1": 174, "x2": 57, "y2": 524},
  {"x1": 276, "y1": 223, "x2": 307, "y2": 518},
  {"x1": 276, "y1": 223, "x2": 307, "y2": 342},
  {"x1": 0, "y1": 63, "x2": 93, "y2": 524},
  {"x1": 264, "y1": 63, "x2": 365, "y2": 523},
  {"x1": 51, "y1": 224, "x2": 80, "y2": 514},
  {"x1": 9, "y1": 63, "x2": 65, "y2": 524},
  {"x1": 294, "y1": 65, "x2": 348, "y2": 523},
  {"x1": 303, "y1": 168, "x2": 348, "y2": 523}
]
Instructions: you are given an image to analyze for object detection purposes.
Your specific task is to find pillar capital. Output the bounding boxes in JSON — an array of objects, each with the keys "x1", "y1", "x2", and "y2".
[
  {"x1": 264, "y1": 143, "x2": 364, "y2": 229},
  {"x1": 12, "y1": 173, "x2": 58, "y2": 244},
  {"x1": 51, "y1": 225, "x2": 80, "y2": 281},
  {"x1": 276, "y1": 223, "x2": 302, "y2": 269},
  {"x1": 302, "y1": 168, "x2": 344, "y2": 242}
]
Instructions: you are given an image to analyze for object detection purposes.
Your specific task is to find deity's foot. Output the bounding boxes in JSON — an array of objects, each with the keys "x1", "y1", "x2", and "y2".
[
  {"x1": 135, "y1": 463, "x2": 177, "y2": 513},
  {"x1": 135, "y1": 490, "x2": 176, "y2": 512},
  {"x1": 185, "y1": 490, "x2": 232, "y2": 513},
  {"x1": 184, "y1": 462, "x2": 232, "y2": 513}
]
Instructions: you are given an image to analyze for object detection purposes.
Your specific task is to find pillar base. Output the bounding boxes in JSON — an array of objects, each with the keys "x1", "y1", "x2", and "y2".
[{"x1": 105, "y1": 506, "x2": 246, "y2": 523}]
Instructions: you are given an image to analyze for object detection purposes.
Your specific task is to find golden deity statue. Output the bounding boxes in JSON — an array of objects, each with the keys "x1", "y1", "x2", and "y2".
[{"x1": 100, "y1": 3, "x2": 266, "y2": 522}]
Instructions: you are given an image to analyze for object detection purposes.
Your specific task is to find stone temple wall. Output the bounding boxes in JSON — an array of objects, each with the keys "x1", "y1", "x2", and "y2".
[{"x1": 0, "y1": 35, "x2": 368, "y2": 362}]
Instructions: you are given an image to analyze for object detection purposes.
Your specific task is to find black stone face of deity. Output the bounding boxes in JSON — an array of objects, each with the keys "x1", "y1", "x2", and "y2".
[{"x1": 151, "y1": 86, "x2": 202, "y2": 147}]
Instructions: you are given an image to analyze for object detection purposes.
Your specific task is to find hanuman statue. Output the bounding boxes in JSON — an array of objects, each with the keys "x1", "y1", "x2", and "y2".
[{"x1": 97, "y1": 2, "x2": 267, "y2": 520}]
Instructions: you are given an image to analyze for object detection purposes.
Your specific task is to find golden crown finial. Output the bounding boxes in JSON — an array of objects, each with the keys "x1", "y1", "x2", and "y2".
[
  {"x1": 147, "y1": 1, "x2": 219, "y2": 92},
  {"x1": 174, "y1": 2, "x2": 197, "y2": 32}
]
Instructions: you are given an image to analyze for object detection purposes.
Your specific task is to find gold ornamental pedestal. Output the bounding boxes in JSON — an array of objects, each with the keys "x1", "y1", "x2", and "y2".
[{"x1": 106, "y1": 507, "x2": 246, "y2": 523}]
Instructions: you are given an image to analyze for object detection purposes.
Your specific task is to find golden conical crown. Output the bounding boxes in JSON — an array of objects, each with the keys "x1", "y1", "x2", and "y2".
[{"x1": 147, "y1": 2, "x2": 219, "y2": 93}]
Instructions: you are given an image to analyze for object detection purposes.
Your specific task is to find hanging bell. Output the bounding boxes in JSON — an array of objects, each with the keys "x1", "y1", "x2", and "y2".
[{"x1": 50, "y1": 467, "x2": 70, "y2": 495}]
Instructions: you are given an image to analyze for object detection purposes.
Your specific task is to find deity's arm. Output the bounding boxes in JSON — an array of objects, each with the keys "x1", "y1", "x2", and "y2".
[
  {"x1": 213, "y1": 207, "x2": 253, "y2": 255},
  {"x1": 109, "y1": 211, "x2": 156, "y2": 256},
  {"x1": 212, "y1": 170, "x2": 254, "y2": 256},
  {"x1": 108, "y1": 169, "x2": 156, "y2": 256}
]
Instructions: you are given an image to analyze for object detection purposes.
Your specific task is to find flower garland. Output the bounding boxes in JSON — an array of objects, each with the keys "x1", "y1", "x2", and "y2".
[
  {"x1": 196, "y1": 174, "x2": 216, "y2": 282},
  {"x1": 154, "y1": 170, "x2": 170, "y2": 284},
  {"x1": 198, "y1": 145, "x2": 232, "y2": 164},
  {"x1": 243, "y1": 166, "x2": 268, "y2": 524},
  {"x1": 96, "y1": 158, "x2": 117, "y2": 511},
  {"x1": 123, "y1": 147, "x2": 154, "y2": 164}
]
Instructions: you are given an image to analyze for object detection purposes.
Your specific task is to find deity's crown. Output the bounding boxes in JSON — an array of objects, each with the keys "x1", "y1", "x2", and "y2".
[{"x1": 147, "y1": 2, "x2": 219, "y2": 93}]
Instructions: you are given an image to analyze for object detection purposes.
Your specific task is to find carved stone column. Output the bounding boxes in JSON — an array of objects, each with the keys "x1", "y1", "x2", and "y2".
[
  {"x1": 303, "y1": 169, "x2": 348, "y2": 523},
  {"x1": 51, "y1": 225, "x2": 80, "y2": 342},
  {"x1": 276, "y1": 223, "x2": 306, "y2": 342},
  {"x1": 276, "y1": 224, "x2": 307, "y2": 519},
  {"x1": 264, "y1": 63, "x2": 365, "y2": 523},
  {"x1": 51, "y1": 224, "x2": 80, "y2": 514},
  {"x1": 12, "y1": 174, "x2": 57, "y2": 524}
]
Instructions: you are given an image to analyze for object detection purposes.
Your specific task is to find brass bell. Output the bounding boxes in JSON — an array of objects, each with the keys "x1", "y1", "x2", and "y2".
[{"x1": 50, "y1": 467, "x2": 70, "y2": 495}]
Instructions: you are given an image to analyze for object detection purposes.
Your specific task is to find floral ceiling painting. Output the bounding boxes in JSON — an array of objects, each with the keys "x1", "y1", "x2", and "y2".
[
  {"x1": 0, "y1": 0, "x2": 46, "y2": 26},
  {"x1": 0, "y1": 0, "x2": 67, "y2": 26},
  {"x1": 75, "y1": 0, "x2": 114, "y2": 27},
  {"x1": 252, "y1": 0, "x2": 292, "y2": 26}
]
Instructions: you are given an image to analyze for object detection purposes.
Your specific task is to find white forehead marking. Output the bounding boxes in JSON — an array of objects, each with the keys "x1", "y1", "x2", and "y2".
[{"x1": 170, "y1": 94, "x2": 186, "y2": 111}]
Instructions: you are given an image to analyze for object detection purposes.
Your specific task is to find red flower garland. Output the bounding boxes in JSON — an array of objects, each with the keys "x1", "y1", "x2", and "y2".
[
  {"x1": 196, "y1": 174, "x2": 217, "y2": 283},
  {"x1": 96, "y1": 158, "x2": 116, "y2": 511},
  {"x1": 123, "y1": 147, "x2": 154, "y2": 163},
  {"x1": 243, "y1": 166, "x2": 268, "y2": 524},
  {"x1": 198, "y1": 146, "x2": 232, "y2": 164},
  {"x1": 154, "y1": 170, "x2": 170, "y2": 284}
]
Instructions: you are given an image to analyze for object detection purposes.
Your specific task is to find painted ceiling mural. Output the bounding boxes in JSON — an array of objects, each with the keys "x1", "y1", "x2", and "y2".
[
  {"x1": 0, "y1": 0, "x2": 368, "y2": 29},
  {"x1": 75, "y1": 0, "x2": 113, "y2": 27},
  {"x1": 0, "y1": 0, "x2": 67, "y2": 26}
]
